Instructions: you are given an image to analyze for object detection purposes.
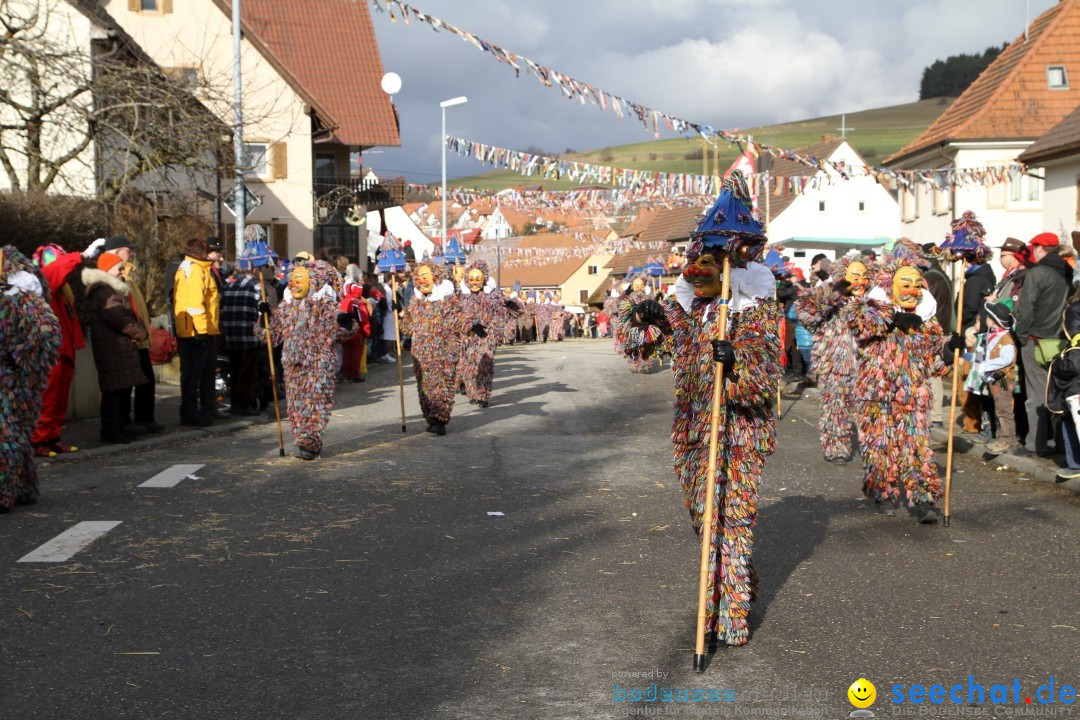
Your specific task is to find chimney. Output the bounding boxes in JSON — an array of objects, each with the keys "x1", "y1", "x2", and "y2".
[{"x1": 821, "y1": 134, "x2": 838, "y2": 143}]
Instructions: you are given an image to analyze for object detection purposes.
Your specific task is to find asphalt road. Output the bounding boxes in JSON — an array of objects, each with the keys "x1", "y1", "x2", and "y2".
[{"x1": 1, "y1": 340, "x2": 1077, "y2": 720}]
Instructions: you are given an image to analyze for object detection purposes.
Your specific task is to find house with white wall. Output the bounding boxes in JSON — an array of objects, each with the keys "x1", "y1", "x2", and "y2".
[
  {"x1": 884, "y1": 0, "x2": 1080, "y2": 265},
  {"x1": 763, "y1": 137, "x2": 899, "y2": 275},
  {"x1": 103, "y1": 0, "x2": 400, "y2": 260},
  {"x1": 365, "y1": 206, "x2": 436, "y2": 263},
  {"x1": 1018, "y1": 104, "x2": 1080, "y2": 241}
]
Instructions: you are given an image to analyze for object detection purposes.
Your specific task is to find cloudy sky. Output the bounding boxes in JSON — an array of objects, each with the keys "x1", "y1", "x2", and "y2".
[{"x1": 367, "y1": 0, "x2": 1057, "y2": 183}]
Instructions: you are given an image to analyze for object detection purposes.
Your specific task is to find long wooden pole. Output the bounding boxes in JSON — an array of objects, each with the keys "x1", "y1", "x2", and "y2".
[
  {"x1": 693, "y1": 254, "x2": 732, "y2": 672},
  {"x1": 391, "y1": 275, "x2": 407, "y2": 433},
  {"x1": 943, "y1": 268, "x2": 965, "y2": 527},
  {"x1": 259, "y1": 275, "x2": 285, "y2": 456},
  {"x1": 775, "y1": 285, "x2": 782, "y2": 416}
]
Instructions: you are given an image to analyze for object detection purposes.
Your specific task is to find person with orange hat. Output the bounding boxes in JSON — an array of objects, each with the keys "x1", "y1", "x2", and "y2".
[{"x1": 82, "y1": 252, "x2": 149, "y2": 444}]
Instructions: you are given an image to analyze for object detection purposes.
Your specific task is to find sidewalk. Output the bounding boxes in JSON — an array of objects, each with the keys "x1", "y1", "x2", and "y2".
[
  {"x1": 790, "y1": 382, "x2": 1080, "y2": 495},
  {"x1": 40, "y1": 354, "x2": 407, "y2": 464}
]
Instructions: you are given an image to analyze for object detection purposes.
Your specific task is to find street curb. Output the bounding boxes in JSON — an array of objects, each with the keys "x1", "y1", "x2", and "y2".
[
  {"x1": 785, "y1": 386, "x2": 1080, "y2": 496},
  {"x1": 41, "y1": 420, "x2": 258, "y2": 464}
]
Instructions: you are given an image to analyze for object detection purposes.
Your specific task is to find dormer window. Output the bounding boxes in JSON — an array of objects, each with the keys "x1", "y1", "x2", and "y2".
[{"x1": 1048, "y1": 65, "x2": 1069, "y2": 90}]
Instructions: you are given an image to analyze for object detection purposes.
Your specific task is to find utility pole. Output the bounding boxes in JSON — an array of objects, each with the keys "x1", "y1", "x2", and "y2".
[{"x1": 232, "y1": 0, "x2": 245, "y2": 258}]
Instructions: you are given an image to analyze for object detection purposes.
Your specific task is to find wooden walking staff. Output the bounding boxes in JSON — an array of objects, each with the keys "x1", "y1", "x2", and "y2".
[
  {"x1": 942, "y1": 263, "x2": 965, "y2": 528},
  {"x1": 693, "y1": 253, "x2": 732, "y2": 673},
  {"x1": 259, "y1": 275, "x2": 286, "y2": 457},
  {"x1": 391, "y1": 274, "x2": 407, "y2": 433}
]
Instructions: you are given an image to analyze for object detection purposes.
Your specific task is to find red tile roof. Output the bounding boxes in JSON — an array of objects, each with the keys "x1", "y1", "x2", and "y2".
[
  {"x1": 215, "y1": 0, "x2": 399, "y2": 148},
  {"x1": 1018, "y1": 103, "x2": 1080, "y2": 163},
  {"x1": 499, "y1": 257, "x2": 585, "y2": 289},
  {"x1": 637, "y1": 206, "x2": 708, "y2": 245},
  {"x1": 887, "y1": 0, "x2": 1080, "y2": 165}
]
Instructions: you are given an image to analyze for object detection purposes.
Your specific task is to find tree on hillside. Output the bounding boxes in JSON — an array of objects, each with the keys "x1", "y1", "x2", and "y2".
[{"x1": 919, "y1": 44, "x2": 1007, "y2": 99}]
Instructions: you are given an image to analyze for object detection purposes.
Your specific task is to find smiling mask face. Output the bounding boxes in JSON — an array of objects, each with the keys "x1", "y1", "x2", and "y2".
[
  {"x1": 452, "y1": 264, "x2": 466, "y2": 283},
  {"x1": 682, "y1": 252, "x2": 724, "y2": 299},
  {"x1": 630, "y1": 277, "x2": 645, "y2": 293},
  {"x1": 845, "y1": 261, "x2": 870, "y2": 296},
  {"x1": 288, "y1": 267, "x2": 310, "y2": 300},
  {"x1": 416, "y1": 266, "x2": 435, "y2": 295},
  {"x1": 466, "y1": 269, "x2": 485, "y2": 293},
  {"x1": 892, "y1": 266, "x2": 923, "y2": 309}
]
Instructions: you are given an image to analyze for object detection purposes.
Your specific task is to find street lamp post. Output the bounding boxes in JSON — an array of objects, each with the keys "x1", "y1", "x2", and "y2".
[{"x1": 440, "y1": 96, "x2": 468, "y2": 248}]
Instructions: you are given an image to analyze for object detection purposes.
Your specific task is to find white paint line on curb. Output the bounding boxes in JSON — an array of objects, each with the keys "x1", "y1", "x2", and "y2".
[
  {"x1": 18, "y1": 521, "x2": 123, "y2": 563},
  {"x1": 138, "y1": 464, "x2": 205, "y2": 488}
]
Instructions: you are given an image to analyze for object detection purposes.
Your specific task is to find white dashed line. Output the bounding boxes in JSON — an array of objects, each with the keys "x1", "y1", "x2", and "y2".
[
  {"x1": 17, "y1": 521, "x2": 123, "y2": 563},
  {"x1": 138, "y1": 464, "x2": 205, "y2": 488}
]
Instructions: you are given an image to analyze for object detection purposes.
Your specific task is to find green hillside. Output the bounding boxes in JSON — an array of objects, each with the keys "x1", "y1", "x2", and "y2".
[{"x1": 448, "y1": 97, "x2": 953, "y2": 192}]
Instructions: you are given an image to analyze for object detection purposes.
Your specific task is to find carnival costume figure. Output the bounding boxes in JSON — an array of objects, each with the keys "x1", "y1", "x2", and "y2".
[
  {"x1": 615, "y1": 274, "x2": 657, "y2": 373},
  {"x1": 1, "y1": 247, "x2": 61, "y2": 511},
  {"x1": 621, "y1": 173, "x2": 781, "y2": 645},
  {"x1": 257, "y1": 260, "x2": 353, "y2": 460},
  {"x1": 456, "y1": 260, "x2": 522, "y2": 407},
  {"x1": 401, "y1": 260, "x2": 484, "y2": 435},
  {"x1": 795, "y1": 254, "x2": 874, "y2": 463},
  {"x1": 848, "y1": 247, "x2": 960, "y2": 522}
]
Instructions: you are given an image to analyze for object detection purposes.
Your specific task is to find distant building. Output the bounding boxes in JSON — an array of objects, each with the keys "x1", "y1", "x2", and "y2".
[{"x1": 1017, "y1": 104, "x2": 1080, "y2": 240}]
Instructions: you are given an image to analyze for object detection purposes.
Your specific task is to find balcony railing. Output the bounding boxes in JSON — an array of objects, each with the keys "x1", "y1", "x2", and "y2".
[{"x1": 313, "y1": 176, "x2": 406, "y2": 208}]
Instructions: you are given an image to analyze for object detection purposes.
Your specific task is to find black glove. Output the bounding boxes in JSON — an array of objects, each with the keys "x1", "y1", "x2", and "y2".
[
  {"x1": 815, "y1": 269, "x2": 829, "y2": 281},
  {"x1": 892, "y1": 312, "x2": 923, "y2": 333},
  {"x1": 945, "y1": 333, "x2": 965, "y2": 353},
  {"x1": 634, "y1": 299, "x2": 665, "y2": 324},
  {"x1": 711, "y1": 339, "x2": 735, "y2": 366},
  {"x1": 985, "y1": 370, "x2": 1006, "y2": 385},
  {"x1": 471, "y1": 322, "x2": 488, "y2": 339},
  {"x1": 337, "y1": 312, "x2": 354, "y2": 329},
  {"x1": 832, "y1": 279, "x2": 852, "y2": 297},
  {"x1": 504, "y1": 299, "x2": 518, "y2": 311},
  {"x1": 391, "y1": 300, "x2": 402, "y2": 313},
  {"x1": 257, "y1": 301, "x2": 271, "y2": 315}
]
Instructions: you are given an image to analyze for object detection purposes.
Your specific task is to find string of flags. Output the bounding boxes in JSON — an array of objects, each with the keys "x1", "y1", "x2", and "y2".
[{"x1": 372, "y1": 0, "x2": 1030, "y2": 189}]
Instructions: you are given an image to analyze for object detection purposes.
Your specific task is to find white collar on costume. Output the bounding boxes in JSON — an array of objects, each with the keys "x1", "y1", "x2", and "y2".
[
  {"x1": 3, "y1": 271, "x2": 43, "y2": 296},
  {"x1": 424, "y1": 279, "x2": 456, "y2": 302},
  {"x1": 866, "y1": 285, "x2": 938, "y2": 323},
  {"x1": 673, "y1": 261, "x2": 773, "y2": 317}
]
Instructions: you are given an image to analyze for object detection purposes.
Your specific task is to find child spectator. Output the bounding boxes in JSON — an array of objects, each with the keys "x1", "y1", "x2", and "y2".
[{"x1": 977, "y1": 302, "x2": 1019, "y2": 455}]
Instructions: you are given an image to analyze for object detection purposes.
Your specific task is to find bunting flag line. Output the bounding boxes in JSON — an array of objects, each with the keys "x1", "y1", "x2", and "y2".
[{"x1": 372, "y1": 0, "x2": 1030, "y2": 188}]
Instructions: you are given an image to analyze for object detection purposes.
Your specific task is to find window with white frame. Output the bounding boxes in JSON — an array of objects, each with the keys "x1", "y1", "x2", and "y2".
[
  {"x1": 1008, "y1": 167, "x2": 1042, "y2": 207},
  {"x1": 241, "y1": 142, "x2": 269, "y2": 179},
  {"x1": 933, "y1": 187, "x2": 950, "y2": 215},
  {"x1": 587, "y1": 265, "x2": 598, "y2": 275},
  {"x1": 141, "y1": 0, "x2": 158, "y2": 9},
  {"x1": 1048, "y1": 65, "x2": 1069, "y2": 90},
  {"x1": 901, "y1": 186, "x2": 916, "y2": 222}
]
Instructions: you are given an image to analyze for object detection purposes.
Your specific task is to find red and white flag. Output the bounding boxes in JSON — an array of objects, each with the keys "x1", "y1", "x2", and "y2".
[{"x1": 724, "y1": 142, "x2": 759, "y2": 179}]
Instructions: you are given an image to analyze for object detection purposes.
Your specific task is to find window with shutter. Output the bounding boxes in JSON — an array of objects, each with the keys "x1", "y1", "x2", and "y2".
[
  {"x1": 271, "y1": 143, "x2": 288, "y2": 180},
  {"x1": 161, "y1": 0, "x2": 172, "y2": 13}
]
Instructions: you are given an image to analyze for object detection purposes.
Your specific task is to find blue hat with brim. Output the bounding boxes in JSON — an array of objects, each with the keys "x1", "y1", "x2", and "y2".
[{"x1": 688, "y1": 170, "x2": 766, "y2": 263}]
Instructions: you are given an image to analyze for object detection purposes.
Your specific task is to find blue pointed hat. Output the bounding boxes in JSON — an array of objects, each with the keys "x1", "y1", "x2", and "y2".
[
  {"x1": 376, "y1": 232, "x2": 408, "y2": 272},
  {"x1": 939, "y1": 211, "x2": 988, "y2": 260},
  {"x1": 688, "y1": 170, "x2": 766, "y2": 263},
  {"x1": 442, "y1": 232, "x2": 467, "y2": 265},
  {"x1": 237, "y1": 225, "x2": 278, "y2": 271}
]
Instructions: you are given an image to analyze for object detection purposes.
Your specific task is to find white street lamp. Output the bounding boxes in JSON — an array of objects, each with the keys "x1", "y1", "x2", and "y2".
[{"x1": 440, "y1": 96, "x2": 468, "y2": 247}]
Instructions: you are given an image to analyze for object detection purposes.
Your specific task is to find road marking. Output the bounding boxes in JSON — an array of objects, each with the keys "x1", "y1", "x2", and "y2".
[
  {"x1": 18, "y1": 521, "x2": 122, "y2": 563},
  {"x1": 139, "y1": 464, "x2": 205, "y2": 488}
]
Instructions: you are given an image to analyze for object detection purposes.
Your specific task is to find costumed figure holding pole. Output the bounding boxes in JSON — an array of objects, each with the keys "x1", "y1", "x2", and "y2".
[
  {"x1": 456, "y1": 260, "x2": 522, "y2": 407},
  {"x1": 255, "y1": 260, "x2": 354, "y2": 460},
  {"x1": 615, "y1": 272, "x2": 657, "y2": 373},
  {"x1": 0, "y1": 247, "x2": 61, "y2": 512},
  {"x1": 795, "y1": 252, "x2": 874, "y2": 464},
  {"x1": 848, "y1": 243, "x2": 963, "y2": 522},
  {"x1": 621, "y1": 172, "x2": 780, "y2": 666},
  {"x1": 938, "y1": 212, "x2": 990, "y2": 526},
  {"x1": 400, "y1": 259, "x2": 486, "y2": 435}
]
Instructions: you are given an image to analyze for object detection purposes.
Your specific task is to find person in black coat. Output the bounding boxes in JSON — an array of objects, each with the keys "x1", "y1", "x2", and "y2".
[
  {"x1": 961, "y1": 254, "x2": 996, "y2": 334},
  {"x1": 1046, "y1": 296, "x2": 1080, "y2": 480},
  {"x1": 921, "y1": 244, "x2": 955, "y2": 427}
]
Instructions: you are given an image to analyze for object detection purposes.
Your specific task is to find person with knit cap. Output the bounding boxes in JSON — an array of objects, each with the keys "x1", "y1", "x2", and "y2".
[
  {"x1": 1, "y1": 246, "x2": 61, "y2": 512},
  {"x1": 30, "y1": 238, "x2": 104, "y2": 457},
  {"x1": 456, "y1": 260, "x2": 522, "y2": 407},
  {"x1": 795, "y1": 252, "x2": 875, "y2": 464},
  {"x1": 400, "y1": 259, "x2": 485, "y2": 435},
  {"x1": 621, "y1": 171, "x2": 781, "y2": 648},
  {"x1": 255, "y1": 260, "x2": 354, "y2": 460},
  {"x1": 847, "y1": 246, "x2": 960, "y2": 523},
  {"x1": 83, "y1": 252, "x2": 149, "y2": 444}
]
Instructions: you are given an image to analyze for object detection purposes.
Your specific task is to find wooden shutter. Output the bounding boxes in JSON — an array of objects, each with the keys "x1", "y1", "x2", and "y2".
[
  {"x1": 271, "y1": 223, "x2": 289, "y2": 259},
  {"x1": 161, "y1": 0, "x2": 173, "y2": 12},
  {"x1": 270, "y1": 142, "x2": 288, "y2": 180},
  {"x1": 128, "y1": 0, "x2": 139, "y2": 10}
]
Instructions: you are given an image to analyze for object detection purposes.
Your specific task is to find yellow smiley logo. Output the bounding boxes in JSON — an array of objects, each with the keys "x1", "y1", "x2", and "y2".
[{"x1": 848, "y1": 678, "x2": 876, "y2": 709}]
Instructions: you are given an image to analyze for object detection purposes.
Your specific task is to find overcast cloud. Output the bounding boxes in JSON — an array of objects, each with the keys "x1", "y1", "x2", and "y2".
[{"x1": 367, "y1": 0, "x2": 1056, "y2": 183}]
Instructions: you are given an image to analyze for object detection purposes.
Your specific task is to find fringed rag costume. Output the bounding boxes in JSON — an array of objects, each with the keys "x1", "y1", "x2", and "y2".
[
  {"x1": 620, "y1": 172, "x2": 780, "y2": 645},
  {"x1": 257, "y1": 261, "x2": 352, "y2": 457},
  {"x1": 794, "y1": 256, "x2": 874, "y2": 461},
  {"x1": 401, "y1": 261, "x2": 475, "y2": 427},
  {"x1": 616, "y1": 277, "x2": 656, "y2": 373},
  {"x1": 848, "y1": 250, "x2": 951, "y2": 510},
  {"x1": 1, "y1": 247, "x2": 61, "y2": 510},
  {"x1": 456, "y1": 261, "x2": 522, "y2": 406}
]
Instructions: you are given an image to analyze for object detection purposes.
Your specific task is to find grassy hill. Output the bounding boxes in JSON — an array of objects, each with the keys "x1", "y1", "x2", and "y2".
[{"x1": 448, "y1": 97, "x2": 953, "y2": 192}]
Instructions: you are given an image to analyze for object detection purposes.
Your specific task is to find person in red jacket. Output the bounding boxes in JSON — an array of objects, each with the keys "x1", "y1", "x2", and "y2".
[
  {"x1": 339, "y1": 283, "x2": 372, "y2": 382},
  {"x1": 30, "y1": 239, "x2": 106, "y2": 457}
]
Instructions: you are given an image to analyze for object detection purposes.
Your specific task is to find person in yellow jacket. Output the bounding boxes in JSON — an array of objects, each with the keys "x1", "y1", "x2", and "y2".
[
  {"x1": 173, "y1": 238, "x2": 220, "y2": 426},
  {"x1": 103, "y1": 237, "x2": 165, "y2": 435}
]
